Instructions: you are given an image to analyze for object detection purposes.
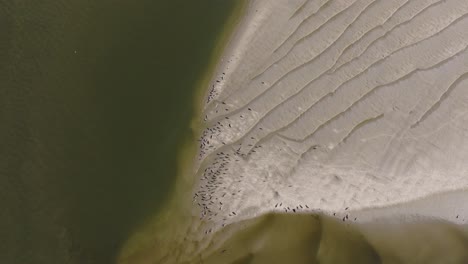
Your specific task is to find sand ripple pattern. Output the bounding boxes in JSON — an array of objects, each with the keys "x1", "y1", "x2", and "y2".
[{"x1": 194, "y1": 0, "x2": 468, "y2": 232}]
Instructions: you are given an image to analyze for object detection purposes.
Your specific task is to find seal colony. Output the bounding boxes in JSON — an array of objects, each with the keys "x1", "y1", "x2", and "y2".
[{"x1": 119, "y1": 0, "x2": 468, "y2": 263}]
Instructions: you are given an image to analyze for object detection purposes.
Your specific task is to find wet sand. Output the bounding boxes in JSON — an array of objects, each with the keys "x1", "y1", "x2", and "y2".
[
  {"x1": 200, "y1": 213, "x2": 468, "y2": 264},
  {"x1": 194, "y1": 0, "x2": 468, "y2": 232}
]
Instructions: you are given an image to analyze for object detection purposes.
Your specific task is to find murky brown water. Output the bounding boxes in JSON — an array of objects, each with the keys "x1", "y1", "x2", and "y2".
[{"x1": 0, "y1": 1, "x2": 238, "y2": 263}]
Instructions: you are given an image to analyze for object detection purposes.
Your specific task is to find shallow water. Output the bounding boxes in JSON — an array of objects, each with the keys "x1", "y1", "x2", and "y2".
[
  {"x1": 199, "y1": 213, "x2": 468, "y2": 264},
  {"x1": 0, "y1": 1, "x2": 238, "y2": 263}
]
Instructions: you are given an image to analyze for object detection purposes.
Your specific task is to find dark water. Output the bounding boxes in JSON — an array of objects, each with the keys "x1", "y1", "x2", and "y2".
[{"x1": 0, "y1": 1, "x2": 237, "y2": 263}]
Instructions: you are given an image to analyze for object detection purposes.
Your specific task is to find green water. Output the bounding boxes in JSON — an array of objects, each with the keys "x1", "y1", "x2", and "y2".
[{"x1": 0, "y1": 1, "x2": 238, "y2": 263}]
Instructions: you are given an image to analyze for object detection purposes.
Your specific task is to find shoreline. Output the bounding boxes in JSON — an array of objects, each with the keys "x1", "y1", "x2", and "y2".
[{"x1": 116, "y1": 1, "x2": 248, "y2": 263}]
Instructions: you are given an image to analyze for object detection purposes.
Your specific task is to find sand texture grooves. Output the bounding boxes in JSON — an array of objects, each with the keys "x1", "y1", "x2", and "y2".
[{"x1": 196, "y1": 0, "x2": 468, "y2": 233}]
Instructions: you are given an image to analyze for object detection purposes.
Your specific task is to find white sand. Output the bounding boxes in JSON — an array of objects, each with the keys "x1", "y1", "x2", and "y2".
[{"x1": 193, "y1": 0, "x2": 468, "y2": 235}]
